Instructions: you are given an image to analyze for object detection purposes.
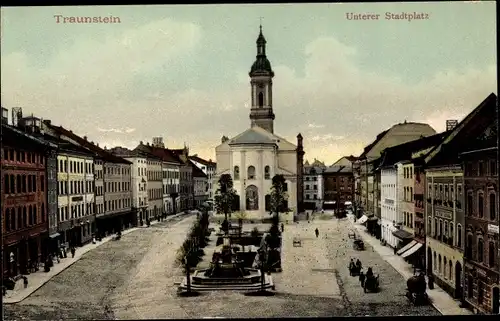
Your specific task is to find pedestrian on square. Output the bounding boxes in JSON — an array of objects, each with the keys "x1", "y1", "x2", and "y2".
[
  {"x1": 315, "y1": 228, "x2": 319, "y2": 238},
  {"x1": 23, "y1": 276, "x2": 28, "y2": 288},
  {"x1": 71, "y1": 247, "x2": 76, "y2": 258},
  {"x1": 359, "y1": 271, "x2": 365, "y2": 286}
]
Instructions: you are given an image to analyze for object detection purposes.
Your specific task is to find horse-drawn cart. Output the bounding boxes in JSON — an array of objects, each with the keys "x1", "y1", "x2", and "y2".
[
  {"x1": 353, "y1": 239, "x2": 365, "y2": 251},
  {"x1": 406, "y1": 273, "x2": 429, "y2": 306}
]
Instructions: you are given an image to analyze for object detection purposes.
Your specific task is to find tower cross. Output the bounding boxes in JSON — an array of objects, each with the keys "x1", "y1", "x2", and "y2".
[{"x1": 259, "y1": 17, "x2": 263, "y2": 30}]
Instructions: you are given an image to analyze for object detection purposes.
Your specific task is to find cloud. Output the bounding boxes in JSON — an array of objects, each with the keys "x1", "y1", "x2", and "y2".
[
  {"x1": 1, "y1": 29, "x2": 496, "y2": 164},
  {"x1": 97, "y1": 127, "x2": 136, "y2": 134},
  {"x1": 308, "y1": 123, "x2": 324, "y2": 129}
]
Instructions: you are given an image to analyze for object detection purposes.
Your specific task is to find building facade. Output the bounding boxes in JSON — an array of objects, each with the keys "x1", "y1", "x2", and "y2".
[
  {"x1": 191, "y1": 161, "x2": 208, "y2": 208},
  {"x1": 171, "y1": 147, "x2": 194, "y2": 212},
  {"x1": 146, "y1": 154, "x2": 163, "y2": 220},
  {"x1": 323, "y1": 165, "x2": 354, "y2": 212},
  {"x1": 424, "y1": 94, "x2": 497, "y2": 300},
  {"x1": 109, "y1": 147, "x2": 150, "y2": 226},
  {"x1": 2, "y1": 123, "x2": 55, "y2": 276},
  {"x1": 214, "y1": 26, "x2": 300, "y2": 223},
  {"x1": 303, "y1": 164, "x2": 325, "y2": 210},
  {"x1": 462, "y1": 146, "x2": 499, "y2": 314},
  {"x1": 190, "y1": 155, "x2": 216, "y2": 202},
  {"x1": 401, "y1": 162, "x2": 415, "y2": 236},
  {"x1": 381, "y1": 166, "x2": 399, "y2": 248}
]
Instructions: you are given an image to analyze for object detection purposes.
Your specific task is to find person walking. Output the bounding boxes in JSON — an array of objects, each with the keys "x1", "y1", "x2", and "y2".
[
  {"x1": 315, "y1": 228, "x2": 319, "y2": 238},
  {"x1": 23, "y1": 276, "x2": 28, "y2": 289},
  {"x1": 71, "y1": 247, "x2": 76, "y2": 258}
]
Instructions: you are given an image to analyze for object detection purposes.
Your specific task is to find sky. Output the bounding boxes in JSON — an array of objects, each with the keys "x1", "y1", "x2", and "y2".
[{"x1": 1, "y1": 2, "x2": 497, "y2": 165}]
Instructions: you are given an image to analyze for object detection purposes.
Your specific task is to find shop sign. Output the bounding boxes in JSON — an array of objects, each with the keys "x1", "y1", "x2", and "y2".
[{"x1": 487, "y1": 224, "x2": 499, "y2": 234}]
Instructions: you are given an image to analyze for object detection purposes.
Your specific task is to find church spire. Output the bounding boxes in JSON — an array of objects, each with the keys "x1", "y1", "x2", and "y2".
[{"x1": 249, "y1": 22, "x2": 275, "y2": 133}]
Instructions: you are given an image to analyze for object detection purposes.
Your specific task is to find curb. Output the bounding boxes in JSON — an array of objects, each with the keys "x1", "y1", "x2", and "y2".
[{"x1": 4, "y1": 212, "x2": 191, "y2": 304}]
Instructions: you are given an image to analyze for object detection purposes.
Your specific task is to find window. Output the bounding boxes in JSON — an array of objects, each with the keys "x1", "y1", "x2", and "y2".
[
  {"x1": 450, "y1": 223, "x2": 454, "y2": 245},
  {"x1": 490, "y1": 193, "x2": 496, "y2": 220},
  {"x1": 489, "y1": 241, "x2": 495, "y2": 268},
  {"x1": 434, "y1": 218, "x2": 438, "y2": 237},
  {"x1": 264, "y1": 166, "x2": 270, "y2": 180},
  {"x1": 448, "y1": 260, "x2": 452, "y2": 280},
  {"x1": 478, "y1": 162, "x2": 484, "y2": 176},
  {"x1": 233, "y1": 166, "x2": 240, "y2": 180},
  {"x1": 490, "y1": 160, "x2": 496, "y2": 176},
  {"x1": 466, "y1": 234, "x2": 473, "y2": 259},
  {"x1": 478, "y1": 193, "x2": 484, "y2": 218},
  {"x1": 478, "y1": 281, "x2": 484, "y2": 304},
  {"x1": 467, "y1": 192, "x2": 473, "y2": 215},
  {"x1": 4, "y1": 174, "x2": 9, "y2": 194},
  {"x1": 258, "y1": 92, "x2": 264, "y2": 107},
  {"x1": 468, "y1": 275, "x2": 474, "y2": 298},
  {"x1": 443, "y1": 256, "x2": 447, "y2": 277},
  {"x1": 438, "y1": 254, "x2": 442, "y2": 274},
  {"x1": 457, "y1": 224, "x2": 462, "y2": 247},
  {"x1": 477, "y1": 238, "x2": 484, "y2": 262},
  {"x1": 247, "y1": 166, "x2": 256, "y2": 180}
]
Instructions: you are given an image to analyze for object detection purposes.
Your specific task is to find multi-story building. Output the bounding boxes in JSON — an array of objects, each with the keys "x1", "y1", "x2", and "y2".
[
  {"x1": 459, "y1": 94, "x2": 499, "y2": 314},
  {"x1": 424, "y1": 93, "x2": 496, "y2": 300},
  {"x1": 461, "y1": 145, "x2": 499, "y2": 314},
  {"x1": 353, "y1": 121, "x2": 437, "y2": 230},
  {"x1": 323, "y1": 164, "x2": 354, "y2": 212},
  {"x1": 170, "y1": 147, "x2": 194, "y2": 211},
  {"x1": 303, "y1": 159, "x2": 326, "y2": 210},
  {"x1": 135, "y1": 140, "x2": 182, "y2": 217},
  {"x1": 109, "y1": 147, "x2": 150, "y2": 226},
  {"x1": 378, "y1": 132, "x2": 448, "y2": 269},
  {"x1": 191, "y1": 160, "x2": 208, "y2": 208},
  {"x1": 189, "y1": 155, "x2": 216, "y2": 203},
  {"x1": 43, "y1": 123, "x2": 134, "y2": 238},
  {"x1": 2, "y1": 122, "x2": 56, "y2": 276},
  {"x1": 380, "y1": 165, "x2": 400, "y2": 248}
]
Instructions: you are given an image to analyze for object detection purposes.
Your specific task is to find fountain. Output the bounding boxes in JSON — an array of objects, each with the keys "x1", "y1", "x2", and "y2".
[{"x1": 178, "y1": 236, "x2": 274, "y2": 292}]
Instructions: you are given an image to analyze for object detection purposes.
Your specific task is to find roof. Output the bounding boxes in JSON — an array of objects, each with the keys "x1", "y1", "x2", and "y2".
[
  {"x1": 228, "y1": 127, "x2": 277, "y2": 145},
  {"x1": 358, "y1": 129, "x2": 390, "y2": 158},
  {"x1": 324, "y1": 165, "x2": 353, "y2": 174},
  {"x1": 28, "y1": 130, "x2": 95, "y2": 157},
  {"x1": 424, "y1": 93, "x2": 497, "y2": 166},
  {"x1": 378, "y1": 131, "x2": 449, "y2": 168},
  {"x1": 190, "y1": 160, "x2": 208, "y2": 178},
  {"x1": 47, "y1": 124, "x2": 131, "y2": 164},
  {"x1": 134, "y1": 144, "x2": 182, "y2": 164},
  {"x1": 304, "y1": 166, "x2": 324, "y2": 175},
  {"x1": 189, "y1": 155, "x2": 216, "y2": 167},
  {"x1": 2, "y1": 124, "x2": 57, "y2": 150}
]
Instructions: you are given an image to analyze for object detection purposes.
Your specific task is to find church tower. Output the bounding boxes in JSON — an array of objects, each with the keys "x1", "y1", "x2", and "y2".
[{"x1": 249, "y1": 25, "x2": 275, "y2": 133}]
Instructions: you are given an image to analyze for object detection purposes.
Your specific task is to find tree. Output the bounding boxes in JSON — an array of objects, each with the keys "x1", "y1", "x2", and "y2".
[
  {"x1": 267, "y1": 175, "x2": 289, "y2": 250},
  {"x1": 214, "y1": 174, "x2": 238, "y2": 233}
]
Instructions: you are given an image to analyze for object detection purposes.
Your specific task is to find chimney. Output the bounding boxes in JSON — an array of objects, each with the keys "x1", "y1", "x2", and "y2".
[
  {"x1": 140, "y1": 141, "x2": 143, "y2": 145},
  {"x1": 221, "y1": 135, "x2": 229, "y2": 143},
  {"x1": 97, "y1": 143, "x2": 99, "y2": 147},
  {"x1": 84, "y1": 136, "x2": 88, "y2": 141},
  {"x1": 43, "y1": 119, "x2": 51, "y2": 125},
  {"x1": 446, "y1": 119, "x2": 458, "y2": 131}
]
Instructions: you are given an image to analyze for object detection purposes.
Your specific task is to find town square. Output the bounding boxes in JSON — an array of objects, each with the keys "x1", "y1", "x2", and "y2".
[{"x1": 1, "y1": 2, "x2": 498, "y2": 318}]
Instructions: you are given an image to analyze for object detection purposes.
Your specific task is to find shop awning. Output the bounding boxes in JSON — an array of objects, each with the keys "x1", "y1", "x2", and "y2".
[
  {"x1": 396, "y1": 240, "x2": 417, "y2": 255},
  {"x1": 401, "y1": 242, "x2": 423, "y2": 258},
  {"x1": 392, "y1": 229, "x2": 413, "y2": 240},
  {"x1": 49, "y1": 233, "x2": 60, "y2": 239},
  {"x1": 357, "y1": 215, "x2": 368, "y2": 224}
]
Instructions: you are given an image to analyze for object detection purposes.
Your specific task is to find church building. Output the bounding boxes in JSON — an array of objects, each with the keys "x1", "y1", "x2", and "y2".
[{"x1": 214, "y1": 26, "x2": 305, "y2": 223}]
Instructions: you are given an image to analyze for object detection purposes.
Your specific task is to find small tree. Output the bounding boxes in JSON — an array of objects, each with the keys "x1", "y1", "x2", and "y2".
[
  {"x1": 267, "y1": 175, "x2": 288, "y2": 247},
  {"x1": 214, "y1": 174, "x2": 238, "y2": 234}
]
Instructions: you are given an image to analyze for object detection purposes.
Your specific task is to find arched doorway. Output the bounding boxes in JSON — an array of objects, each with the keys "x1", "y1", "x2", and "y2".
[
  {"x1": 493, "y1": 286, "x2": 500, "y2": 314},
  {"x1": 427, "y1": 247, "x2": 433, "y2": 275},
  {"x1": 455, "y1": 262, "x2": 462, "y2": 299}
]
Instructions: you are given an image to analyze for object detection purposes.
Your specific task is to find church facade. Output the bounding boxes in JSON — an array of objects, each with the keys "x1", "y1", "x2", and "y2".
[{"x1": 214, "y1": 26, "x2": 304, "y2": 223}]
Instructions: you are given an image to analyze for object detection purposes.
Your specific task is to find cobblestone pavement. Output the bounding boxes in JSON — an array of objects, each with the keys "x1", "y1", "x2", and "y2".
[
  {"x1": 3, "y1": 215, "x2": 196, "y2": 320},
  {"x1": 3, "y1": 217, "x2": 440, "y2": 319}
]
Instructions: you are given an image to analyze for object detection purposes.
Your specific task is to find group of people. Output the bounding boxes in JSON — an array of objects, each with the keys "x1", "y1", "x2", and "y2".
[{"x1": 350, "y1": 258, "x2": 375, "y2": 286}]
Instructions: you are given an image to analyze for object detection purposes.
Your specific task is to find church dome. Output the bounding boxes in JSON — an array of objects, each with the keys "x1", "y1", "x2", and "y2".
[{"x1": 250, "y1": 57, "x2": 273, "y2": 74}]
